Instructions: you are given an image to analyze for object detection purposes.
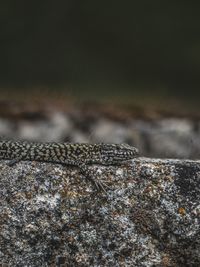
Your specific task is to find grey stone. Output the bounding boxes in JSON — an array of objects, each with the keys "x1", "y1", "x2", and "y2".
[
  {"x1": 92, "y1": 119, "x2": 132, "y2": 143},
  {"x1": 0, "y1": 157, "x2": 200, "y2": 266},
  {"x1": 132, "y1": 119, "x2": 200, "y2": 158},
  {"x1": 0, "y1": 119, "x2": 15, "y2": 138},
  {"x1": 18, "y1": 112, "x2": 72, "y2": 142}
]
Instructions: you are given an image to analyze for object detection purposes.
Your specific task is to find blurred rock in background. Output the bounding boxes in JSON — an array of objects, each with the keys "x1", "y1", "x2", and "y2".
[{"x1": 0, "y1": 100, "x2": 199, "y2": 159}]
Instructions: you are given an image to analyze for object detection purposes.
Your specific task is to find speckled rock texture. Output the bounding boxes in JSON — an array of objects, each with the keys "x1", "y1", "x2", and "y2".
[{"x1": 0, "y1": 158, "x2": 200, "y2": 267}]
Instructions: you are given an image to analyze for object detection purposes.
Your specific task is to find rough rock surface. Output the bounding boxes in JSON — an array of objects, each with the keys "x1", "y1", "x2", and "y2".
[{"x1": 0, "y1": 158, "x2": 200, "y2": 266}]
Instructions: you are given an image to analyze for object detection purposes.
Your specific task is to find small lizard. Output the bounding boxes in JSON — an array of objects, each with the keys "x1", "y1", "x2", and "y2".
[{"x1": 0, "y1": 140, "x2": 139, "y2": 191}]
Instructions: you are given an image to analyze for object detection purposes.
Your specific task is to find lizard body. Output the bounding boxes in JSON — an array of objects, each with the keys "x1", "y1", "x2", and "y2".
[{"x1": 0, "y1": 140, "x2": 139, "y2": 191}]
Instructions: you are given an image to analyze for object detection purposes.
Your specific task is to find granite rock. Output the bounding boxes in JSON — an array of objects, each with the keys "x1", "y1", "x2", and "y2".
[{"x1": 0, "y1": 158, "x2": 200, "y2": 266}]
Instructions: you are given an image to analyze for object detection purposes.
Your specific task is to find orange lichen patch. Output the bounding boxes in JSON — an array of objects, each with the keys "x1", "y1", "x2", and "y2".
[
  {"x1": 25, "y1": 191, "x2": 33, "y2": 199},
  {"x1": 178, "y1": 207, "x2": 186, "y2": 216},
  {"x1": 60, "y1": 188, "x2": 80, "y2": 198},
  {"x1": 161, "y1": 254, "x2": 175, "y2": 267},
  {"x1": 143, "y1": 185, "x2": 153, "y2": 194}
]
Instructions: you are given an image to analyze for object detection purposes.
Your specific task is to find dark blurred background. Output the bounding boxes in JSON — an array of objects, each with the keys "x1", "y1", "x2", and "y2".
[{"x1": 0, "y1": 1, "x2": 200, "y2": 110}]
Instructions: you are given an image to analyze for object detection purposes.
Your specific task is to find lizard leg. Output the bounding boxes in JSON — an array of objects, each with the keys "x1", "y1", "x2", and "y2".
[{"x1": 79, "y1": 163, "x2": 110, "y2": 193}]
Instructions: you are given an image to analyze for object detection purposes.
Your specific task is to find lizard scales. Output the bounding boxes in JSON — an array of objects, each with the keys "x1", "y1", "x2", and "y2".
[
  {"x1": 0, "y1": 140, "x2": 139, "y2": 165},
  {"x1": 0, "y1": 140, "x2": 139, "y2": 191}
]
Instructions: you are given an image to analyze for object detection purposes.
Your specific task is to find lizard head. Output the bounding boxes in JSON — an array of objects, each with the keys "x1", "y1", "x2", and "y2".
[{"x1": 99, "y1": 143, "x2": 139, "y2": 164}]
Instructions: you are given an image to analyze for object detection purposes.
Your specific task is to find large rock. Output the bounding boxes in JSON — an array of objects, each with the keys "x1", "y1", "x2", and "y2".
[{"x1": 0, "y1": 158, "x2": 200, "y2": 266}]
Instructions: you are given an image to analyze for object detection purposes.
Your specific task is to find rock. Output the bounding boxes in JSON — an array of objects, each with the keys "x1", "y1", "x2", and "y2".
[
  {"x1": 0, "y1": 106, "x2": 199, "y2": 159},
  {"x1": 70, "y1": 131, "x2": 90, "y2": 143},
  {"x1": 18, "y1": 112, "x2": 73, "y2": 142},
  {"x1": 0, "y1": 118, "x2": 15, "y2": 138},
  {"x1": 132, "y1": 119, "x2": 200, "y2": 159},
  {"x1": 92, "y1": 119, "x2": 132, "y2": 144},
  {"x1": 0, "y1": 158, "x2": 199, "y2": 266}
]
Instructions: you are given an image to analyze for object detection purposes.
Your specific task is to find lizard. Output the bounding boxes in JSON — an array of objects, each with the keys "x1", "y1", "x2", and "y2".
[{"x1": 0, "y1": 140, "x2": 139, "y2": 191}]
